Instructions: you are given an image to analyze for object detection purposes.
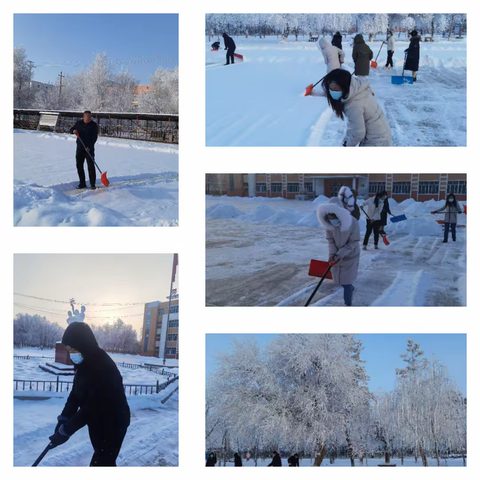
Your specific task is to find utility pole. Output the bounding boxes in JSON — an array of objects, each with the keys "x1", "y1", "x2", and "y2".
[
  {"x1": 58, "y1": 71, "x2": 65, "y2": 100},
  {"x1": 26, "y1": 60, "x2": 35, "y2": 107}
]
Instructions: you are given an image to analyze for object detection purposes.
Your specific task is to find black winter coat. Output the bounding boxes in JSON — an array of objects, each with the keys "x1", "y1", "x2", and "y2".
[
  {"x1": 380, "y1": 199, "x2": 393, "y2": 226},
  {"x1": 60, "y1": 323, "x2": 130, "y2": 437},
  {"x1": 234, "y1": 453, "x2": 243, "y2": 466},
  {"x1": 223, "y1": 34, "x2": 236, "y2": 51},
  {"x1": 404, "y1": 35, "x2": 421, "y2": 71},
  {"x1": 288, "y1": 455, "x2": 300, "y2": 466},
  {"x1": 69, "y1": 120, "x2": 99, "y2": 152},
  {"x1": 206, "y1": 454, "x2": 217, "y2": 466},
  {"x1": 332, "y1": 33, "x2": 342, "y2": 50},
  {"x1": 352, "y1": 34, "x2": 373, "y2": 76},
  {"x1": 268, "y1": 453, "x2": 282, "y2": 466}
]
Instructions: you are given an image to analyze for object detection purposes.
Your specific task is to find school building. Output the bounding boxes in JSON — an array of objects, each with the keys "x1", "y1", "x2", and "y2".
[
  {"x1": 140, "y1": 299, "x2": 179, "y2": 359},
  {"x1": 207, "y1": 174, "x2": 467, "y2": 202}
]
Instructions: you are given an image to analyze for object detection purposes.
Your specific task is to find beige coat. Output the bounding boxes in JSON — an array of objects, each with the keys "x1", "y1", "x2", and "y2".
[
  {"x1": 317, "y1": 198, "x2": 360, "y2": 285},
  {"x1": 317, "y1": 37, "x2": 345, "y2": 73},
  {"x1": 342, "y1": 76, "x2": 392, "y2": 146}
]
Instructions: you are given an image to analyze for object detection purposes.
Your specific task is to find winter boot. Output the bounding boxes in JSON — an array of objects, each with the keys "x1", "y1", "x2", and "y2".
[
  {"x1": 76, "y1": 184, "x2": 87, "y2": 190},
  {"x1": 374, "y1": 244, "x2": 379, "y2": 250},
  {"x1": 362, "y1": 245, "x2": 367, "y2": 250},
  {"x1": 90, "y1": 185, "x2": 97, "y2": 190}
]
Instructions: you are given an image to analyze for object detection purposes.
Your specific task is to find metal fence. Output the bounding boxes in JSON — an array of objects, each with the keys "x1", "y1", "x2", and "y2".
[
  {"x1": 14, "y1": 355, "x2": 55, "y2": 360},
  {"x1": 14, "y1": 109, "x2": 179, "y2": 144},
  {"x1": 14, "y1": 375, "x2": 178, "y2": 396}
]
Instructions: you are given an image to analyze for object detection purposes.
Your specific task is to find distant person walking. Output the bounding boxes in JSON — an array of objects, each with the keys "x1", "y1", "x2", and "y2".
[
  {"x1": 352, "y1": 34, "x2": 373, "y2": 77},
  {"x1": 206, "y1": 452, "x2": 217, "y2": 466},
  {"x1": 267, "y1": 451, "x2": 282, "y2": 466},
  {"x1": 332, "y1": 31, "x2": 343, "y2": 50},
  {"x1": 384, "y1": 31, "x2": 395, "y2": 69},
  {"x1": 288, "y1": 453, "x2": 300, "y2": 466},
  {"x1": 317, "y1": 198, "x2": 361, "y2": 306},
  {"x1": 320, "y1": 69, "x2": 392, "y2": 146},
  {"x1": 404, "y1": 30, "x2": 421, "y2": 82},
  {"x1": 70, "y1": 110, "x2": 99, "y2": 190},
  {"x1": 234, "y1": 453, "x2": 243, "y2": 466},
  {"x1": 432, "y1": 193, "x2": 463, "y2": 243},
  {"x1": 360, "y1": 192, "x2": 387, "y2": 249},
  {"x1": 48, "y1": 322, "x2": 130, "y2": 466},
  {"x1": 222, "y1": 33, "x2": 236, "y2": 65},
  {"x1": 317, "y1": 37, "x2": 345, "y2": 73}
]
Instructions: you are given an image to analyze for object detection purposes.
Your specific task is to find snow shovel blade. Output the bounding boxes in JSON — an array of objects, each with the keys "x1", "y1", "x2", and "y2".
[
  {"x1": 308, "y1": 259, "x2": 333, "y2": 279},
  {"x1": 100, "y1": 172, "x2": 110, "y2": 187},
  {"x1": 390, "y1": 214, "x2": 407, "y2": 223},
  {"x1": 391, "y1": 75, "x2": 414, "y2": 85},
  {"x1": 304, "y1": 84, "x2": 314, "y2": 96},
  {"x1": 382, "y1": 235, "x2": 390, "y2": 246},
  {"x1": 463, "y1": 204, "x2": 467, "y2": 214},
  {"x1": 371, "y1": 60, "x2": 378, "y2": 68}
]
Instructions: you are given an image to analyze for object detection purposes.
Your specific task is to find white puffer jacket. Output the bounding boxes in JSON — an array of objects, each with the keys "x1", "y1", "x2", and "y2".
[
  {"x1": 317, "y1": 37, "x2": 345, "y2": 73},
  {"x1": 342, "y1": 77, "x2": 392, "y2": 146},
  {"x1": 362, "y1": 196, "x2": 383, "y2": 221}
]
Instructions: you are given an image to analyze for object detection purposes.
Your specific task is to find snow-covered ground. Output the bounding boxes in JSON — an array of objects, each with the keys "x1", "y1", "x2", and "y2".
[
  {"x1": 206, "y1": 35, "x2": 466, "y2": 146},
  {"x1": 216, "y1": 456, "x2": 465, "y2": 467},
  {"x1": 14, "y1": 347, "x2": 178, "y2": 387},
  {"x1": 206, "y1": 195, "x2": 466, "y2": 306},
  {"x1": 14, "y1": 391, "x2": 178, "y2": 466},
  {"x1": 14, "y1": 130, "x2": 178, "y2": 226}
]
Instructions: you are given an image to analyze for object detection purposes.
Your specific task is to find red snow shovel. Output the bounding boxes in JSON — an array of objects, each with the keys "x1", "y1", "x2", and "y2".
[
  {"x1": 305, "y1": 78, "x2": 323, "y2": 96},
  {"x1": 305, "y1": 259, "x2": 339, "y2": 307},
  {"x1": 308, "y1": 259, "x2": 333, "y2": 280},
  {"x1": 371, "y1": 42, "x2": 384, "y2": 68},
  {"x1": 75, "y1": 132, "x2": 110, "y2": 187},
  {"x1": 32, "y1": 443, "x2": 53, "y2": 466},
  {"x1": 361, "y1": 209, "x2": 390, "y2": 246}
]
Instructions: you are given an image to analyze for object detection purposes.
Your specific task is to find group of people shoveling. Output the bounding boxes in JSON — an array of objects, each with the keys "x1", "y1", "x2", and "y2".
[
  {"x1": 306, "y1": 30, "x2": 422, "y2": 146},
  {"x1": 211, "y1": 33, "x2": 237, "y2": 65},
  {"x1": 311, "y1": 188, "x2": 464, "y2": 307}
]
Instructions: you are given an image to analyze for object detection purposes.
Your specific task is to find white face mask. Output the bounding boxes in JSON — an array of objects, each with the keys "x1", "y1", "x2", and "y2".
[
  {"x1": 70, "y1": 352, "x2": 83, "y2": 364},
  {"x1": 330, "y1": 219, "x2": 340, "y2": 227}
]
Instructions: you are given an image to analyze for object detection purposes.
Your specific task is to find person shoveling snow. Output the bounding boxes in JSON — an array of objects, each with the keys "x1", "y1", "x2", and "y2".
[
  {"x1": 222, "y1": 33, "x2": 236, "y2": 65},
  {"x1": 317, "y1": 198, "x2": 361, "y2": 306},
  {"x1": 46, "y1": 322, "x2": 130, "y2": 466},
  {"x1": 432, "y1": 193, "x2": 464, "y2": 243},
  {"x1": 317, "y1": 37, "x2": 345, "y2": 73}
]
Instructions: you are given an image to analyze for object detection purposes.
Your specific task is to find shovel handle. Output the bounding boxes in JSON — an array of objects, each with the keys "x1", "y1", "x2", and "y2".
[
  {"x1": 305, "y1": 265, "x2": 333, "y2": 307},
  {"x1": 32, "y1": 443, "x2": 53, "y2": 467}
]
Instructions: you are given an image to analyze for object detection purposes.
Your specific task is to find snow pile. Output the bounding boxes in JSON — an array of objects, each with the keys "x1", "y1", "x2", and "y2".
[
  {"x1": 420, "y1": 55, "x2": 467, "y2": 69},
  {"x1": 401, "y1": 198, "x2": 445, "y2": 215},
  {"x1": 297, "y1": 211, "x2": 320, "y2": 227},
  {"x1": 259, "y1": 209, "x2": 303, "y2": 226},
  {"x1": 206, "y1": 203, "x2": 243, "y2": 219},
  {"x1": 312, "y1": 195, "x2": 329, "y2": 206},
  {"x1": 239, "y1": 205, "x2": 279, "y2": 222},
  {"x1": 386, "y1": 217, "x2": 443, "y2": 236}
]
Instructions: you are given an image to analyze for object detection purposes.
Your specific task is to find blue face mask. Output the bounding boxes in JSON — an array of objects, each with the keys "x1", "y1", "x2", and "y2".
[
  {"x1": 70, "y1": 352, "x2": 83, "y2": 364},
  {"x1": 448, "y1": 198, "x2": 454, "y2": 203},
  {"x1": 330, "y1": 219, "x2": 340, "y2": 227},
  {"x1": 329, "y1": 89, "x2": 343, "y2": 101}
]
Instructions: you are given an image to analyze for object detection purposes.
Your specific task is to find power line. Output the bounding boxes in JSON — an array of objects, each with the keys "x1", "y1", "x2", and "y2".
[{"x1": 14, "y1": 293, "x2": 145, "y2": 307}]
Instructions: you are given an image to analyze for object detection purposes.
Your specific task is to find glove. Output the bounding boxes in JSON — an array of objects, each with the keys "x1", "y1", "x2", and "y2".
[
  {"x1": 54, "y1": 415, "x2": 69, "y2": 434},
  {"x1": 342, "y1": 141, "x2": 347, "y2": 147},
  {"x1": 329, "y1": 256, "x2": 339, "y2": 267},
  {"x1": 49, "y1": 424, "x2": 71, "y2": 448},
  {"x1": 431, "y1": 211, "x2": 437, "y2": 214}
]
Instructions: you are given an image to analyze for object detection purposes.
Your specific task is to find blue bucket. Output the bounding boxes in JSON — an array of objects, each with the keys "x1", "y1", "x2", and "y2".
[{"x1": 391, "y1": 76, "x2": 414, "y2": 85}]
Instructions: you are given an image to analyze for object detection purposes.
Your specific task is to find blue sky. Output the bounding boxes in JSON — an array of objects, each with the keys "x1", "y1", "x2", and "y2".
[
  {"x1": 206, "y1": 334, "x2": 466, "y2": 395},
  {"x1": 14, "y1": 14, "x2": 178, "y2": 84}
]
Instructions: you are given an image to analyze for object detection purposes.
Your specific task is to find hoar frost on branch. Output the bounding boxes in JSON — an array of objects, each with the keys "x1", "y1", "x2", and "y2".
[{"x1": 206, "y1": 335, "x2": 466, "y2": 466}]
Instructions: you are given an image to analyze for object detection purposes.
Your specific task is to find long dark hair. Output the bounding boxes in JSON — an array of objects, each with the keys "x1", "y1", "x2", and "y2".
[
  {"x1": 374, "y1": 191, "x2": 387, "y2": 208},
  {"x1": 444, "y1": 193, "x2": 457, "y2": 208},
  {"x1": 321, "y1": 69, "x2": 352, "y2": 120}
]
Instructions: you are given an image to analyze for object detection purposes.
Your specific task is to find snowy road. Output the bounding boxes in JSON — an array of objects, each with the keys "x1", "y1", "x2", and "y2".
[
  {"x1": 205, "y1": 196, "x2": 466, "y2": 306},
  {"x1": 206, "y1": 36, "x2": 466, "y2": 146},
  {"x1": 14, "y1": 130, "x2": 178, "y2": 226},
  {"x1": 14, "y1": 391, "x2": 178, "y2": 466}
]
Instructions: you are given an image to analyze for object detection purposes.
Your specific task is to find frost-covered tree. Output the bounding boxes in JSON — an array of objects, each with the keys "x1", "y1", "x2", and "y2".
[
  {"x1": 14, "y1": 46, "x2": 35, "y2": 108},
  {"x1": 139, "y1": 67, "x2": 178, "y2": 114},
  {"x1": 14, "y1": 313, "x2": 64, "y2": 349}
]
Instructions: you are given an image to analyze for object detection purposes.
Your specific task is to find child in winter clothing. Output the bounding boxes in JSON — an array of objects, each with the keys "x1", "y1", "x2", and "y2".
[
  {"x1": 432, "y1": 193, "x2": 464, "y2": 242},
  {"x1": 360, "y1": 192, "x2": 387, "y2": 248},
  {"x1": 352, "y1": 34, "x2": 373, "y2": 76},
  {"x1": 320, "y1": 69, "x2": 391, "y2": 146},
  {"x1": 384, "y1": 31, "x2": 395, "y2": 68},
  {"x1": 317, "y1": 37, "x2": 345, "y2": 73},
  {"x1": 317, "y1": 198, "x2": 361, "y2": 306}
]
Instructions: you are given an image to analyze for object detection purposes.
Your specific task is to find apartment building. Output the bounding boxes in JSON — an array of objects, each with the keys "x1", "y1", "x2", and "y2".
[
  {"x1": 140, "y1": 299, "x2": 179, "y2": 359},
  {"x1": 207, "y1": 174, "x2": 467, "y2": 202}
]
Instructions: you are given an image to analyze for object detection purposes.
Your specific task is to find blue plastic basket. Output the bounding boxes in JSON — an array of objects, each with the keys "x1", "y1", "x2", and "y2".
[{"x1": 391, "y1": 76, "x2": 414, "y2": 85}]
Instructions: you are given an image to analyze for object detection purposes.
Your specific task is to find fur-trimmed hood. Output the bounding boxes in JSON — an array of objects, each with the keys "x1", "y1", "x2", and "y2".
[{"x1": 317, "y1": 197, "x2": 353, "y2": 232}]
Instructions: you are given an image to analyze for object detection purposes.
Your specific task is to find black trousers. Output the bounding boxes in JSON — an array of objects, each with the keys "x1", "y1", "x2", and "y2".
[
  {"x1": 364, "y1": 220, "x2": 382, "y2": 246},
  {"x1": 226, "y1": 48, "x2": 235, "y2": 65},
  {"x1": 386, "y1": 50, "x2": 394, "y2": 68},
  {"x1": 444, "y1": 222, "x2": 457, "y2": 242},
  {"x1": 76, "y1": 149, "x2": 96, "y2": 187},
  {"x1": 89, "y1": 425, "x2": 128, "y2": 467}
]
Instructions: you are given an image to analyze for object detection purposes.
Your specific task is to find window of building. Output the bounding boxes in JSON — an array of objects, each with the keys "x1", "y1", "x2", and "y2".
[
  {"x1": 392, "y1": 182, "x2": 411, "y2": 194},
  {"x1": 271, "y1": 182, "x2": 282, "y2": 193},
  {"x1": 304, "y1": 182, "x2": 313, "y2": 193},
  {"x1": 256, "y1": 182, "x2": 267, "y2": 193},
  {"x1": 167, "y1": 334, "x2": 178, "y2": 342},
  {"x1": 168, "y1": 319, "x2": 179, "y2": 328},
  {"x1": 229, "y1": 174, "x2": 235, "y2": 191},
  {"x1": 447, "y1": 180, "x2": 466, "y2": 195},
  {"x1": 156, "y1": 334, "x2": 160, "y2": 341},
  {"x1": 166, "y1": 347, "x2": 177, "y2": 355},
  {"x1": 287, "y1": 183, "x2": 299, "y2": 193},
  {"x1": 159, "y1": 308, "x2": 165, "y2": 315},
  {"x1": 419, "y1": 181, "x2": 439, "y2": 194},
  {"x1": 170, "y1": 305, "x2": 179, "y2": 314},
  {"x1": 369, "y1": 182, "x2": 386, "y2": 194}
]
